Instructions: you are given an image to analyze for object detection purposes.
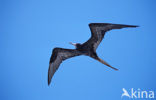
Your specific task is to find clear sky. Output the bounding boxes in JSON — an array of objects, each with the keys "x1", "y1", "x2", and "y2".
[{"x1": 1, "y1": 0, "x2": 156, "y2": 100}]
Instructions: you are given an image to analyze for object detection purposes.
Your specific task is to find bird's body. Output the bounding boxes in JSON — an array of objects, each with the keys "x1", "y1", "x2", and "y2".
[{"x1": 48, "y1": 23, "x2": 138, "y2": 85}]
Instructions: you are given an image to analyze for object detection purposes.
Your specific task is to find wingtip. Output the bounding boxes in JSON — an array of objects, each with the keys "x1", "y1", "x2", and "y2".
[
  {"x1": 48, "y1": 75, "x2": 51, "y2": 86},
  {"x1": 48, "y1": 75, "x2": 52, "y2": 85},
  {"x1": 129, "y1": 25, "x2": 139, "y2": 28},
  {"x1": 135, "y1": 25, "x2": 139, "y2": 27},
  {"x1": 48, "y1": 80, "x2": 51, "y2": 86}
]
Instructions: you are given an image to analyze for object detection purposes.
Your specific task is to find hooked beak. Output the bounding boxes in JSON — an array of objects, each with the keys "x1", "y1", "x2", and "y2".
[{"x1": 69, "y1": 42, "x2": 76, "y2": 46}]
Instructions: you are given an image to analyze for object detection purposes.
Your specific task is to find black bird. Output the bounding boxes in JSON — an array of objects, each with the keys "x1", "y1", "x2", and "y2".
[{"x1": 48, "y1": 23, "x2": 138, "y2": 85}]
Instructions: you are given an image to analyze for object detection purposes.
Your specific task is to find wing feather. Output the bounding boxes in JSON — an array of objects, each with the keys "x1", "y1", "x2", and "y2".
[
  {"x1": 83, "y1": 23, "x2": 138, "y2": 51},
  {"x1": 48, "y1": 48, "x2": 81, "y2": 85}
]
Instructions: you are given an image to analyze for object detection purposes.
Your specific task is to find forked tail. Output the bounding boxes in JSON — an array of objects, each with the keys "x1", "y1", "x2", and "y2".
[{"x1": 97, "y1": 57, "x2": 118, "y2": 70}]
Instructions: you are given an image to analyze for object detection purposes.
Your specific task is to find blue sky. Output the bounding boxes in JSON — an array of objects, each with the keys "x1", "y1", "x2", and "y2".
[{"x1": 1, "y1": 0, "x2": 156, "y2": 100}]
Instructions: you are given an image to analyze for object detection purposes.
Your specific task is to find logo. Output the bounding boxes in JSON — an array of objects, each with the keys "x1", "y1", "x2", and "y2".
[{"x1": 121, "y1": 88, "x2": 154, "y2": 99}]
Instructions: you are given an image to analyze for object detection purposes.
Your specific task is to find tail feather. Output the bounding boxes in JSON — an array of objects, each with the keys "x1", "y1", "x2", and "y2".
[{"x1": 97, "y1": 57, "x2": 118, "y2": 71}]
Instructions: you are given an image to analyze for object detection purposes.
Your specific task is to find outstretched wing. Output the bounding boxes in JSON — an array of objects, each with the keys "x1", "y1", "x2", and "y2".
[
  {"x1": 48, "y1": 48, "x2": 81, "y2": 85},
  {"x1": 83, "y1": 23, "x2": 138, "y2": 52}
]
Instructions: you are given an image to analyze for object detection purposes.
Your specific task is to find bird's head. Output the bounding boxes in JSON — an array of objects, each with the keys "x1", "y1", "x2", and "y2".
[{"x1": 69, "y1": 42, "x2": 82, "y2": 49}]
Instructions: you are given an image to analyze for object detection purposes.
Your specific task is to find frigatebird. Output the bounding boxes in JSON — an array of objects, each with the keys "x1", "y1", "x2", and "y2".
[{"x1": 48, "y1": 23, "x2": 138, "y2": 85}]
